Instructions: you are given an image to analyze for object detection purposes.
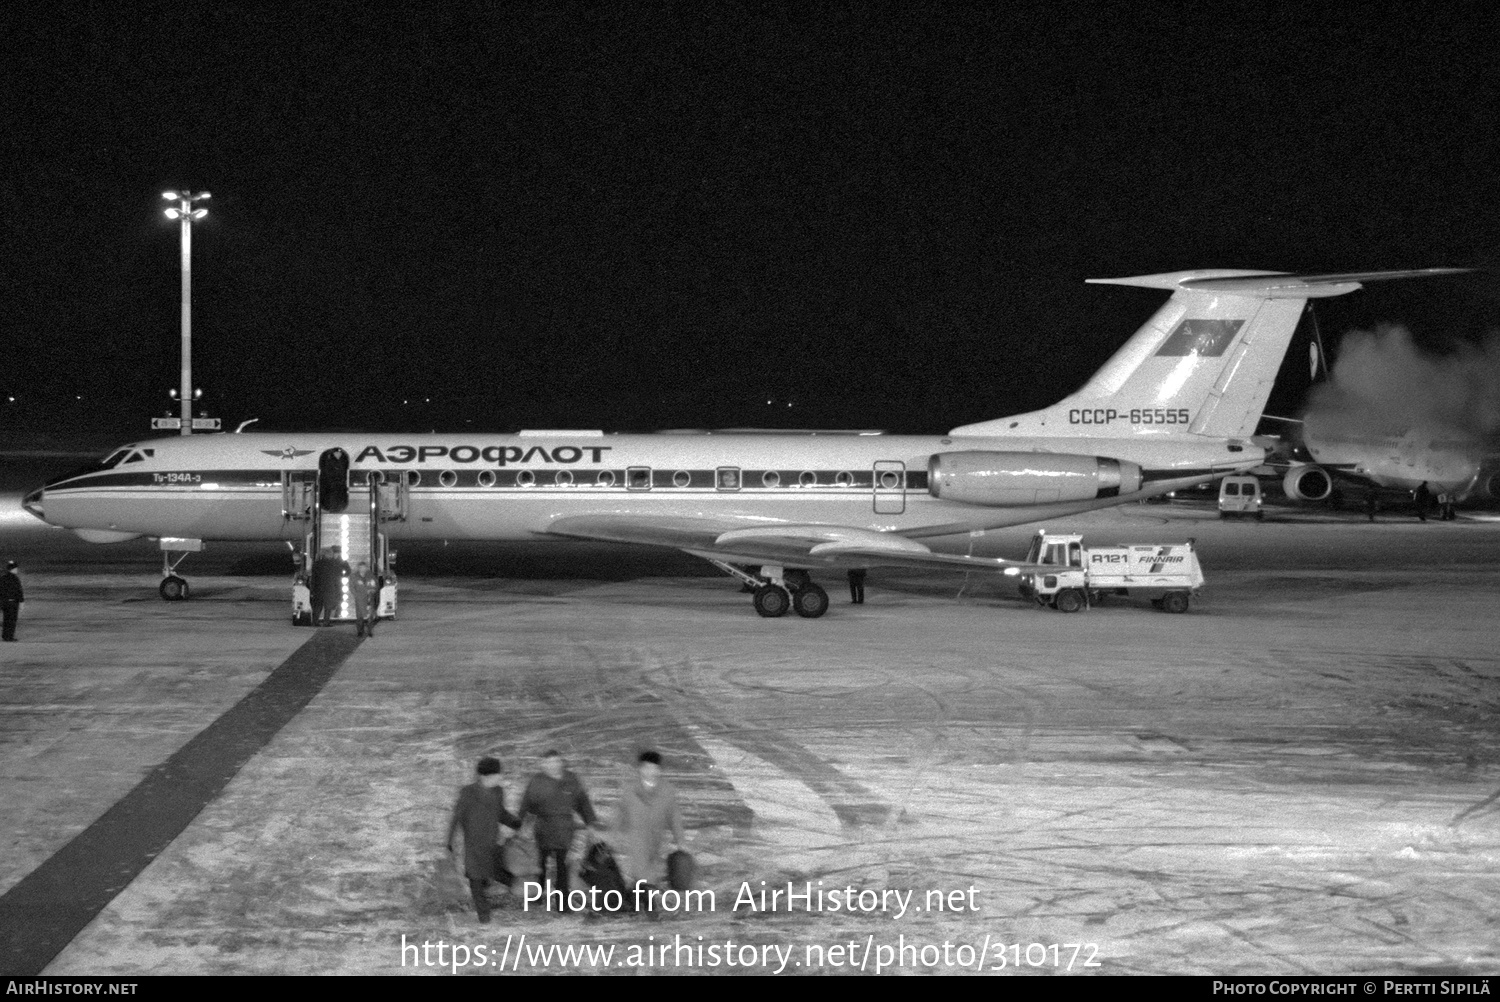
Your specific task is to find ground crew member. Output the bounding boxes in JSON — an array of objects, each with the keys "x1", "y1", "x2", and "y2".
[
  {"x1": 1, "y1": 561, "x2": 22, "y2": 641},
  {"x1": 352, "y1": 560, "x2": 377, "y2": 636},
  {"x1": 847, "y1": 568, "x2": 866, "y2": 604},
  {"x1": 1415, "y1": 481, "x2": 1432, "y2": 522}
]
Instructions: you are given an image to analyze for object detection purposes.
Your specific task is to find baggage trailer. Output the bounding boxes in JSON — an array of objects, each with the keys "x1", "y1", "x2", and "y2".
[{"x1": 1016, "y1": 530, "x2": 1203, "y2": 613}]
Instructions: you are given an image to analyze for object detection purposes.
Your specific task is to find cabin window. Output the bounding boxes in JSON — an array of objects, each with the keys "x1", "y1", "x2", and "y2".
[
  {"x1": 517, "y1": 470, "x2": 536, "y2": 487},
  {"x1": 673, "y1": 470, "x2": 691, "y2": 488},
  {"x1": 367, "y1": 470, "x2": 385, "y2": 486},
  {"x1": 799, "y1": 471, "x2": 817, "y2": 487},
  {"x1": 555, "y1": 470, "x2": 574, "y2": 487},
  {"x1": 627, "y1": 467, "x2": 652, "y2": 490},
  {"x1": 762, "y1": 470, "x2": 781, "y2": 488},
  {"x1": 439, "y1": 470, "x2": 458, "y2": 488},
  {"x1": 477, "y1": 470, "x2": 496, "y2": 488},
  {"x1": 835, "y1": 471, "x2": 854, "y2": 487},
  {"x1": 596, "y1": 470, "x2": 616, "y2": 487},
  {"x1": 406, "y1": 470, "x2": 421, "y2": 487},
  {"x1": 879, "y1": 470, "x2": 901, "y2": 489},
  {"x1": 717, "y1": 467, "x2": 741, "y2": 491}
]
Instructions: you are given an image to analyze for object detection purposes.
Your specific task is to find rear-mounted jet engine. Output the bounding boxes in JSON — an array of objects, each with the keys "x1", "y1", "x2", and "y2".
[{"x1": 927, "y1": 452, "x2": 1143, "y2": 506}]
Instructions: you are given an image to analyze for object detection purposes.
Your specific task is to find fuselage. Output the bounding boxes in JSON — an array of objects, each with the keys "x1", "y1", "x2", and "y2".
[
  {"x1": 1302, "y1": 419, "x2": 1482, "y2": 495},
  {"x1": 26, "y1": 430, "x2": 1255, "y2": 552}
]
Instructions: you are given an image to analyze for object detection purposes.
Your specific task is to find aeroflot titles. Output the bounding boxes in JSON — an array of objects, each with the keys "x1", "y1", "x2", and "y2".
[{"x1": 354, "y1": 444, "x2": 613, "y2": 467}]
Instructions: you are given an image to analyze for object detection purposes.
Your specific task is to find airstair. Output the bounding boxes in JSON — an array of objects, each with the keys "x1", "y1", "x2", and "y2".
[{"x1": 284, "y1": 448, "x2": 404, "y2": 626}]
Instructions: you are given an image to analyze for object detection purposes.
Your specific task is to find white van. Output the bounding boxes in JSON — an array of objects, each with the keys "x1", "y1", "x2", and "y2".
[{"x1": 1218, "y1": 476, "x2": 1264, "y2": 520}]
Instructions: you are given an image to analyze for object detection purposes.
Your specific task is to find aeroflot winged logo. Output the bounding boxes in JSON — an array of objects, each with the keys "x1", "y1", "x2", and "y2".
[
  {"x1": 262, "y1": 447, "x2": 315, "y2": 460},
  {"x1": 1154, "y1": 319, "x2": 1243, "y2": 357}
]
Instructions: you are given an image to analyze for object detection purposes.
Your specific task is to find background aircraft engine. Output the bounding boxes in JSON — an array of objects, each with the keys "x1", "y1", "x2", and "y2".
[
  {"x1": 1474, "y1": 468, "x2": 1500, "y2": 503},
  {"x1": 927, "y1": 452, "x2": 1142, "y2": 506},
  {"x1": 1283, "y1": 465, "x2": 1334, "y2": 501}
]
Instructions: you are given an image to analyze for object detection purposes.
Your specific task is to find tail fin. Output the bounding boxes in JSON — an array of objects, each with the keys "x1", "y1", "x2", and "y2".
[{"x1": 950, "y1": 268, "x2": 1469, "y2": 440}]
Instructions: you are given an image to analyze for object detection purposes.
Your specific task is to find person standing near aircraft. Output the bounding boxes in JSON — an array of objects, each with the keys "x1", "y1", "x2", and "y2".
[
  {"x1": 352, "y1": 560, "x2": 377, "y2": 636},
  {"x1": 447, "y1": 756, "x2": 521, "y2": 923},
  {"x1": 1, "y1": 561, "x2": 22, "y2": 641},
  {"x1": 1414, "y1": 481, "x2": 1432, "y2": 522},
  {"x1": 847, "y1": 568, "x2": 866, "y2": 604},
  {"x1": 518, "y1": 750, "x2": 599, "y2": 909},
  {"x1": 311, "y1": 546, "x2": 350, "y2": 626},
  {"x1": 613, "y1": 750, "x2": 685, "y2": 890}
]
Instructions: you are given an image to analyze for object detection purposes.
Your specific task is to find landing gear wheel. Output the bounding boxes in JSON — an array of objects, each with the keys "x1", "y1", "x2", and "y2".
[
  {"x1": 792, "y1": 583, "x2": 829, "y2": 619},
  {"x1": 1161, "y1": 591, "x2": 1190, "y2": 614},
  {"x1": 752, "y1": 585, "x2": 791, "y2": 618},
  {"x1": 159, "y1": 575, "x2": 190, "y2": 601},
  {"x1": 1054, "y1": 588, "x2": 1085, "y2": 613}
]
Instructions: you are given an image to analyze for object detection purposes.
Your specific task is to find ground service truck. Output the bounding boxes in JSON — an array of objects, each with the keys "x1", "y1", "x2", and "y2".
[{"x1": 1017, "y1": 530, "x2": 1203, "y2": 613}]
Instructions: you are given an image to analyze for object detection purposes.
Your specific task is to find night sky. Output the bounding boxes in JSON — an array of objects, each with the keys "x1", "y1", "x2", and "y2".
[{"x1": 4, "y1": 5, "x2": 1499, "y2": 442}]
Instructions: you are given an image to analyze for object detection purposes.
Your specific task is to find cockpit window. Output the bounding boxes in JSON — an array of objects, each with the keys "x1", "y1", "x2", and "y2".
[
  {"x1": 123, "y1": 451, "x2": 146, "y2": 464},
  {"x1": 101, "y1": 449, "x2": 131, "y2": 468}
]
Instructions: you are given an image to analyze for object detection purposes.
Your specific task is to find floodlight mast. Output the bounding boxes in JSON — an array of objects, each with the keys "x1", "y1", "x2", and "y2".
[{"x1": 162, "y1": 190, "x2": 210, "y2": 434}]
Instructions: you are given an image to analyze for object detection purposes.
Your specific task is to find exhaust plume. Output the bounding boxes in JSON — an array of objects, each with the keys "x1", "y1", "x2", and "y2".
[{"x1": 1305, "y1": 324, "x2": 1500, "y2": 443}]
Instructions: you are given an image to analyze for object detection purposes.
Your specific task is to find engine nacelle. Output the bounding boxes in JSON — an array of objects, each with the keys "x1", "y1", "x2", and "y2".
[
  {"x1": 927, "y1": 452, "x2": 1143, "y2": 506},
  {"x1": 1282, "y1": 464, "x2": 1333, "y2": 501},
  {"x1": 1474, "y1": 468, "x2": 1500, "y2": 503}
]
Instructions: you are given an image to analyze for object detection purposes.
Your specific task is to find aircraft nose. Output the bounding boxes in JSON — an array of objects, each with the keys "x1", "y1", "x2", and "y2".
[{"x1": 22, "y1": 487, "x2": 44, "y2": 521}]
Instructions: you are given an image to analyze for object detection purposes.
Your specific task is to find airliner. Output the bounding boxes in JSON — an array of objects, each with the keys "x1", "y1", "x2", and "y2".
[
  {"x1": 22, "y1": 268, "x2": 1466, "y2": 618},
  {"x1": 1278, "y1": 417, "x2": 1494, "y2": 514}
]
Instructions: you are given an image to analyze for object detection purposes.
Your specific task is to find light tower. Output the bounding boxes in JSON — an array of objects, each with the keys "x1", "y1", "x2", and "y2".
[{"x1": 162, "y1": 190, "x2": 210, "y2": 434}]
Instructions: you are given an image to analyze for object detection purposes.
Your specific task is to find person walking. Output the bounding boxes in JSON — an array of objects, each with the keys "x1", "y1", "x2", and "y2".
[
  {"x1": 519, "y1": 750, "x2": 599, "y2": 909},
  {"x1": 613, "y1": 750, "x2": 685, "y2": 890},
  {"x1": 447, "y1": 757, "x2": 521, "y2": 923},
  {"x1": 352, "y1": 560, "x2": 377, "y2": 636},
  {"x1": 1, "y1": 561, "x2": 23, "y2": 641}
]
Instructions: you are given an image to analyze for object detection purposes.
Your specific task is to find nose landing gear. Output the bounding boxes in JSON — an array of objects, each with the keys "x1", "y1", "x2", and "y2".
[{"x1": 157, "y1": 539, "x2": 203, "y2": 601}]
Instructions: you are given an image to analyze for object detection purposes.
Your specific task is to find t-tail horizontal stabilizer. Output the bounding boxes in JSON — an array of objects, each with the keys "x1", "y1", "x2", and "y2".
[{"x1": 951, "y1": 267, "x2": 1471, "y2": 441}]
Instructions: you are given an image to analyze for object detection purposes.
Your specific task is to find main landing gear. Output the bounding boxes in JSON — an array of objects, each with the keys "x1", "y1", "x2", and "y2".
[{"x1": 712, "y1": 562, "x2": 830, "y2": 619}]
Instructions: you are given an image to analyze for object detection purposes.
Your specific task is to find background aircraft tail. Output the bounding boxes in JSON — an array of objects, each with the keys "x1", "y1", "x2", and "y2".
[{"x1": 950, "y1": 269, "x2": 1468, "y2": 441}]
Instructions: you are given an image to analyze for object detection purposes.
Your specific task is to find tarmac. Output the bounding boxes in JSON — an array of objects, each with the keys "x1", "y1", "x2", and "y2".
[{"x1": 1, "y1": 478, "x2": 1497, "y2": 976}]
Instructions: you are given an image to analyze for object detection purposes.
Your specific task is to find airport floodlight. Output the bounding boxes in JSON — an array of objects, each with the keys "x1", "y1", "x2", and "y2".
[{"x1": 162, "y1": 190, "x2": 212, "y2": 435}]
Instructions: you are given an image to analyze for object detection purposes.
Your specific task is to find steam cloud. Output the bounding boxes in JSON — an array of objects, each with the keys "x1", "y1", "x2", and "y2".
[{"x1": 1304, "y1": 324, "x2": 1500, "y2": 443}]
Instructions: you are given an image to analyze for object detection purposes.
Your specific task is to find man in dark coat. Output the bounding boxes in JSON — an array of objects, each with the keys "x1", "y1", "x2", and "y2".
[
  {"x1": 519, "y1": 750, "x2": 599, "y2": 907},
  {"x1": 310, "y1": 546, "x2": 351, "y2": 626},
  {"x1": 446, "y1": 757, "x2": 521, "y2": 922},
  {"x1": 1, "y1": 561, "x2": 22, "y2": 641}
]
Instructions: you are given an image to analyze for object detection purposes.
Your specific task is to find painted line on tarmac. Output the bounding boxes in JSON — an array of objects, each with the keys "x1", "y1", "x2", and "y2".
[{"x1": 0, "y1": 628, "x2": 362, "y2": 976}]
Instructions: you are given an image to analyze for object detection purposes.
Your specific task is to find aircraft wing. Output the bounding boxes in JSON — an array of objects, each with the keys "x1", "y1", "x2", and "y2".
[
  {"x1": 543, "y1": 514, "x2": 1044, "y2": 575},
  {"x1": 543, "y1": 471, "x2": 1228, "y2": 571}
]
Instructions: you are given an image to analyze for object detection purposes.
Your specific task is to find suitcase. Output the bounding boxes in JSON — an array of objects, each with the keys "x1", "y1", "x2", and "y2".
[
  {"x1": 502, "y1": 834, "x2": 542, "y2": 880},
  {"x1": 579, "y1": 840, "x2": 628, "y2": 900},
  {"x1": 667, "y1": 849, "x2": 695, "y2": 892}
]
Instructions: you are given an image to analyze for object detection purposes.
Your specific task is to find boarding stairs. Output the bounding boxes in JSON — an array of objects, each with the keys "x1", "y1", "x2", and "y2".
[{"x1": 285, "y1": 448, "x2": 402, "y2": 626}]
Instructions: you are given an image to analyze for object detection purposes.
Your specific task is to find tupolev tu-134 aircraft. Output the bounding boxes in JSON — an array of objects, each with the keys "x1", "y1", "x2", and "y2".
[{"x1": 23, "y1": 268, "x2": 1467, "y2": 619}]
